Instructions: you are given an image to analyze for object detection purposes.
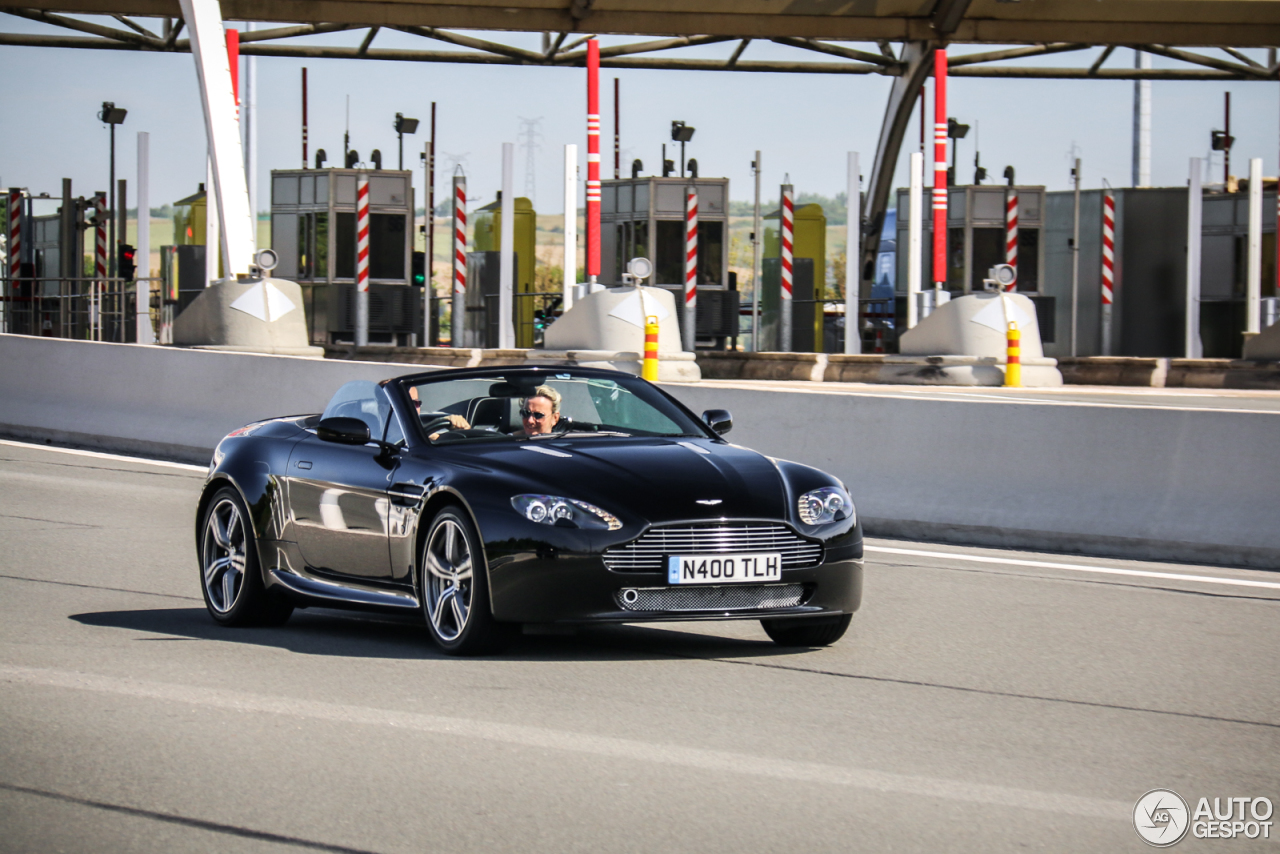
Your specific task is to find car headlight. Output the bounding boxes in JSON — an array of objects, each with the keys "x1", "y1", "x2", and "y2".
[
  {"x1": 511, "y1": 494, "x2": 622, "y2": 531},
  {"x1": 798, "y1": 486, "x2": 855, "y2": 526}
]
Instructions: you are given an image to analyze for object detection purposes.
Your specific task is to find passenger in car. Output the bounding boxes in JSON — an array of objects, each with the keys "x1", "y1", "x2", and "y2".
[{"x1": 512, "y1": 385, "x2": 562, "y2": 437}]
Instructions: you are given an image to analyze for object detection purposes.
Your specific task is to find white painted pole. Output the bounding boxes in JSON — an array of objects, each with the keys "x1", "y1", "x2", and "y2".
[
  {"x1": 499, "y1": 142, "x2": 515, "y2": 349},
  {"x1": 1247, "y1": 157, "x2": 1262, "y2": 333},
  {"x1": 1133, "y1": 50, "x2": 1152, "y2": 187},
  {"x1": 562, "y1": 143, "x2": 578, "y2": 311},
  {"x1": 136, "y1": 131, "x2": 154, "y2": 344},
  {"x1": 844, "y1": 151, "x2": 860, "y2": 354},
  {"x1": 178, "y1": 0, "x2": 255, "y2": 277},
  {"x1": 1186, "y1": 157, "x2": 1203, "y2": 358},
  {"x1": 751, "y1": 151, "x2": 761, "y2": 352},
  {"x1": 205, "y1": 155, "x2": 219, "y2": 284},
  {"x1": 907, "y1": 152, "x2": 923, "y2": 329},
  {"x1": 244, "y1": 21, "x2": 257, "y2": 250},
  {"x1": 1071, "y1": 157, "x2": 1081, "y2": 356}
]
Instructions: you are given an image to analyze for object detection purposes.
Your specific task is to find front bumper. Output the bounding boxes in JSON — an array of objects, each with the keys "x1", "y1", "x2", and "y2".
[{"x1": 487, "y1": 550, "x2": 863, "y2": 624}]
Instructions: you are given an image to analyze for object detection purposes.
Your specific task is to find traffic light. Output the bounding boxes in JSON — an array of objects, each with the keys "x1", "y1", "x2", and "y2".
[
  {"x1": 118, "y1": 243, "x2": 136, "y2": 281},
  {"x1": 411, "y1": 251, "x2": 426, "y2": 287}
]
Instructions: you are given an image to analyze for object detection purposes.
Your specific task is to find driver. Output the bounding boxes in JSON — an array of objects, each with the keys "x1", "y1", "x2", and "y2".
[
  {"x1": 408, "y1": 385, "x2": 471, "y2": 441},
  {"x1": 514, "y1": 385, "x2": 561, "y2": 437}
]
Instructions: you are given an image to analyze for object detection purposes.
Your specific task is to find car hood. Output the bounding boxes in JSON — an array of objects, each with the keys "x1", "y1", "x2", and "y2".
[{"x1": 447, "y1": 436, "x2": 788, "y2": 525}]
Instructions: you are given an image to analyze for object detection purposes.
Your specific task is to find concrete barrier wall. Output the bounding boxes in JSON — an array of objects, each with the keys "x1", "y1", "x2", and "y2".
[
  {"x1": 3, "y1": 333, "x2": 1276, "y2": 568},
  {"x1": 662, "y1": 382, "x2": 1280, "y2": 569},
  {"x1": 0, "y1": 335, "x2": 423, "y2": 462}
]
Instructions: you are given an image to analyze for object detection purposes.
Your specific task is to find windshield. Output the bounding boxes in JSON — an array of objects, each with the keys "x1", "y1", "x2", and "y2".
[{"x1": 402, "y1": 371, "x2": 707, "y2": 444}]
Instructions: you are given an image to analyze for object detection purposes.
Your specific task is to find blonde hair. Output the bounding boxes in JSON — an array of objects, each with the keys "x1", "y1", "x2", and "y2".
[{"x1": 525, "y1": 384, "x2": 561, "y2": 414}]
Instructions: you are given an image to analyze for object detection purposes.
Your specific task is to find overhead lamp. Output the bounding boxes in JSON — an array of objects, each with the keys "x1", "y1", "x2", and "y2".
[{"x1": 98, "y1": 101, "x2": 127, "y2": 125}]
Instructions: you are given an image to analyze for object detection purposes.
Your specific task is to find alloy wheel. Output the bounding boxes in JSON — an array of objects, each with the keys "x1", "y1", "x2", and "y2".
[
  {"x1": 203, "y1": 497, "x2": 247, "y2": 613},
  {"x1": 423, "y1": 518, "x2": 474, "y2": 641}
]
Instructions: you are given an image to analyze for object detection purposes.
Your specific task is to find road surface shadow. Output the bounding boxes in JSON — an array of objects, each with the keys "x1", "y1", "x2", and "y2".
[{"x1": 69, "y1": 607, "x2": 824, "y2": 663}]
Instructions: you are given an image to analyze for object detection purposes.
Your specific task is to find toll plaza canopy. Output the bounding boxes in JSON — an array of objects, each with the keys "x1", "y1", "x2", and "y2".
[{"x1": 13, "y1": 0, "x2": 1280, "y2": 46}]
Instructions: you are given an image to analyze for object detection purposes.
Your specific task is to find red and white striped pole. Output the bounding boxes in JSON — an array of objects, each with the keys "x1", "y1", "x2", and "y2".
[
  {"x1": 355, "y1": 172, "x2": 370, "y2": 347},
  {"x1": 585, "y1": 39, "x2": 601, "y2": 290},
  {"x1": 780, "y1": 184, "x2": 795, "y2": 351},
  {"x1": 683, "y1": 187, "x2": 698, "y2": 351},
  {"x1": 8, "y1": 189, "x2": 20, "y2": 281},
  {"x1": 1101, "y1": 188, "x2": 1116, "y2": 355},
  {"x1": 6, "y1": 189, "x2": 19, "y2": 331},
  {"x1": 1004, "y1": 189, "x2": 1018, "y2": 290},
  {"x1": 451, "y1": 175, "x2": 467, "y2": 347},
  {"x1": 932, "y1": 48, "x2": 948, "y2": 292},
  {"x1": 94, "y1": 192, "x2": 107, "y2": 340}
]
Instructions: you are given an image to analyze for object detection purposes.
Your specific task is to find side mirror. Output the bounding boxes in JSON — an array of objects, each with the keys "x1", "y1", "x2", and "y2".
[
  {"x1": 701, "y1": 409, "x2": 733, "y2": 436},
  {"x1": 318, "y1": 416, "x2": 371, "y2": 446}
]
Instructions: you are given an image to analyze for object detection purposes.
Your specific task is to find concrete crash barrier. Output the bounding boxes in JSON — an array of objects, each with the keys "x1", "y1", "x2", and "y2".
[
  {"x1": 661, "y1": 380, "x2": 1280, "y2": 569},
  {"x1": 0, "y1": 334, "x2": 424, "y2": 463},
  {"x1": 3, "y1": 333, "x2": 1278, "y2": 568},
  {"x1": 1057, "y1": 357, "x2": 1280, "y2": 390}
]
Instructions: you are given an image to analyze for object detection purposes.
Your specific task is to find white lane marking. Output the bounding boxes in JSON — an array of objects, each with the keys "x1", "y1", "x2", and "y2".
[
  {"x1": 0, "y1": 439, "x2": 207, "y2": 473},
  {"x1": 0, "y1": 663, "x2": 1124, "y2": 820},
  {"x1": 866, "y1": 545, "x2": 1280, "y2": 591}
]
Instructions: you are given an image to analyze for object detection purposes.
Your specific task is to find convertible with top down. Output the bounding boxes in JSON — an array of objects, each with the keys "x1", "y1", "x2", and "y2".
[{"x1": 196, "y1": 366, "x2": 863, "y2": 654}]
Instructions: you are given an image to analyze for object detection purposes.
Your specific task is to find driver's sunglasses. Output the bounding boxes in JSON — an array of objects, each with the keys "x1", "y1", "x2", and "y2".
[{"x1": 519, "y1": 409, "x2": 547, "y2": 420}]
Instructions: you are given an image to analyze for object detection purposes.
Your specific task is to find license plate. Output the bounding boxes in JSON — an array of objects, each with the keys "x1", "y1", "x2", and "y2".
[{"x1": 667, "y1": 552, "x2": 782, "y2": 585}]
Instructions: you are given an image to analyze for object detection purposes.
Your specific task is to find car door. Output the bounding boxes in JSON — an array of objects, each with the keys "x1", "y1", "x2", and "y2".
[{"x1": 285, "y1": 382, "x2": 398, "y2": 580}]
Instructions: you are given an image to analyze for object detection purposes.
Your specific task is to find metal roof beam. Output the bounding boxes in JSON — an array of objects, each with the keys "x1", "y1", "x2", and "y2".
[
  {"x1": 769, "y1": 36, "x2": 899, "y2": 68},
  {"x1": 948, "y1": 42, "x2": 1088, "y2": 67}
]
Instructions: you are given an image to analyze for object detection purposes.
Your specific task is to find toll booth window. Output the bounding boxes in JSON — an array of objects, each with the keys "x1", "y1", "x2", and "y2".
[
  {"x1": 369, "y1": 213, "x2": 406, "y2": 280},
  {"x1": 634, "y1": 221, "x2": 649, "y2": 268},
  {"x1": 335, "y1": 212, "x2": 355, "y2": 279},
  {"x1": 297, "y1": 214, "x2": 311, "y2": 279},
  {"x1": 655, "y1": 220, "x2": 684, "y2": 285},
  {"x1": 697, "y1": 221, "x2": 723, "y2": 285},
  {"x1": 271, "y1": 213, "x2": 298, "y2": 279},
  {"x1": 948, "y1": 228, "x2": 965, "y2": 290},
  {"x1": 970, "y1": 228, "x2": 1004, "y2": 291},
  {"x1": 1016, "y1": 230, "x2": 1038, "y2": 292},
  {"x1": 613, "y1": 221, "x2": 633, "y2": 281},
  {"x1": 313, "y1": 213, "x2": 329, "y2": 280}
]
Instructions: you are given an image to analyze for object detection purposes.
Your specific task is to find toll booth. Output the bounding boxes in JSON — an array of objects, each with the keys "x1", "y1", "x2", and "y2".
[
  {"x1": 895, "y1": 185, "x2": 1049, "y2": 347},
  {"x1": 268, "y1": 168, "x2": 418, "y2": 345},
  {"x1": 1042, "y1": 185, "x2": 1278, "y2": 359},
  {"x1": 600, "y1": 176, "x2": 737, "y2": 348},
  {"x1": 463, "y1": 194, "x2": 541, "y2": 348},
  {"x1": 760, "y1": 202, "x2": 827, "y2": 352}
]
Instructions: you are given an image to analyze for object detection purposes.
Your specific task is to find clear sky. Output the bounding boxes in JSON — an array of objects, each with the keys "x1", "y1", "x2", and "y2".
[{"x1": 2, "y1": 14, "x2": 1278, "y2": 215}]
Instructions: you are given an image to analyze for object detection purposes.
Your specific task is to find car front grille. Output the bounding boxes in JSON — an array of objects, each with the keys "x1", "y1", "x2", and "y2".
[
  {"x1": 615, "y1": 583, "x2": 808, "y2": 613},
  {"x1": 602, "y1": 523, "x2": 822, "y2": 573}
]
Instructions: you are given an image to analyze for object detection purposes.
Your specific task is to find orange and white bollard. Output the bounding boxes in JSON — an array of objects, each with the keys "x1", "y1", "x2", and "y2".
[
  {"x1": 642, "y1": 315, "x2": 660, "y2": 381},
  {"x1": 1004, "y1": 321, "x2": 1021, "y2": 387}
]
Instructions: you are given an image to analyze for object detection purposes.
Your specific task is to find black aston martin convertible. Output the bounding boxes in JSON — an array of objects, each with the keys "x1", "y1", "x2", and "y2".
[{"x1": 197, "y1": 366, "x2": 862, "y2": 654}]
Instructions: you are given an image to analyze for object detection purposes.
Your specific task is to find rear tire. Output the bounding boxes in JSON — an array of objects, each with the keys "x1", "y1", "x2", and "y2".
[
  {"x1": 420, "y1": 507, "x2": 516, "y2": 656},
  {"x1": 761, "y1": 613, "x2": 851, "y2": 647},
  {"x1": 198, "y1": 487, "x2": 293, "y2": 627}
]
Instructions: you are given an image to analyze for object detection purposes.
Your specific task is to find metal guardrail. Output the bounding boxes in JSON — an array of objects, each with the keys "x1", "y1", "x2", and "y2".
[{"x1": 1, "y1": 277, "x2": 145, "y2": 343}]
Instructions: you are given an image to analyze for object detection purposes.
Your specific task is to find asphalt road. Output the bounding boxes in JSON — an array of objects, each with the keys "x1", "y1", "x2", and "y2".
[{"x1": 1, "y1": 439, "x2": 1277, "y2": 853}]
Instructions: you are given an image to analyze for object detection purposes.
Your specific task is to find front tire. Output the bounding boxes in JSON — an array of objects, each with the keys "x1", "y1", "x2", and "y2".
[
  {"x1": 199, "y1": 487, "x2": 293, "y2": 627},
  {"x1": 420, "y1": 507, "x2": 515, "y2": 655},
  {"x1": 761, "y1": 614, "x2": 851, "y2": 647}
]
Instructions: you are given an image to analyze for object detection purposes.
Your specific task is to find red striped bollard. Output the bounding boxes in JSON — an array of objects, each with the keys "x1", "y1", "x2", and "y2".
[
  {"x1": 1004, "y1": 321, "x2": 1021, "y2": 387},
  {"x1": 642, "y1": 315, "x2": 659, "y2": 381}
]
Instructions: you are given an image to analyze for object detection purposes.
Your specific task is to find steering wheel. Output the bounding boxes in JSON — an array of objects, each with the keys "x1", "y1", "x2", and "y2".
[{"x1": 420, "y1": 411, "x2": 457, "y2": 436}]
